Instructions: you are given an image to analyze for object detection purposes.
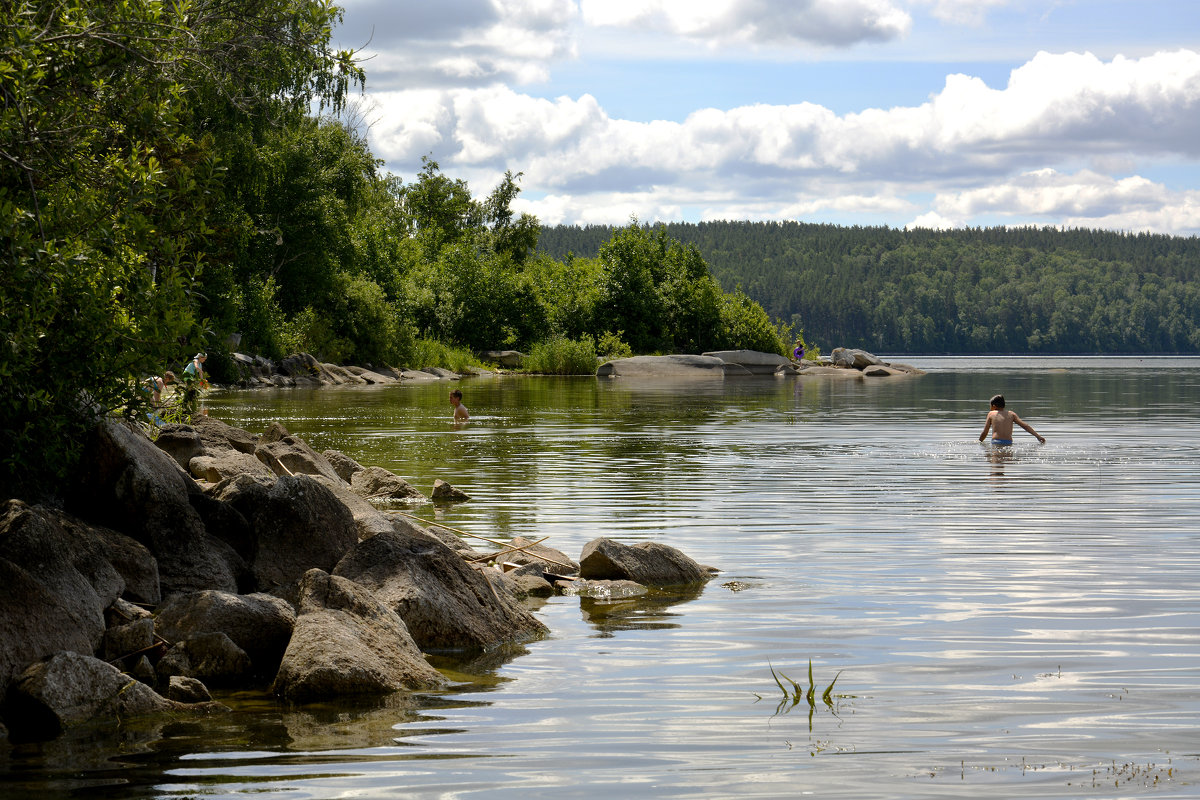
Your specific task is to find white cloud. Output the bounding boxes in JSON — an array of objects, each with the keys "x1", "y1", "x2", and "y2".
[
  {"x1": 344, "y1": 0, "x2": 579, "y2": 89},
  {"x1": 580, "y1": 0, "x2": 911, "y2": 47},
  {"x1": 362, "y1": 49, "x2": 1200, "y2": 234},
  {"x1": 925, "y1": 169, "x2": 1200, "y2": 233}
]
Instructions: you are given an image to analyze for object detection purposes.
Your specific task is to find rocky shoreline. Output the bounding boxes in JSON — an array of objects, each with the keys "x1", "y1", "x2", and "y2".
[
  {"x1": 0, "y1": 415, "x2": 716, "y2": 743},
  {"x1": 224, "y1": 347, "x2": 923, "y2": 389}
]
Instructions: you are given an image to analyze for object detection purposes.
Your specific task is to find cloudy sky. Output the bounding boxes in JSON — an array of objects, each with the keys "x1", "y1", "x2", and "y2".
[{"x1": 333, "y1": 0, "x2": 1200, "y2": 234}]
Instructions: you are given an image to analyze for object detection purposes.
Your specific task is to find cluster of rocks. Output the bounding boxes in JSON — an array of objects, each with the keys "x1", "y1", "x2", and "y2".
[
  {"x1": 0, "y1": 415, "x2": 713, "y2": 743},
  {"x1": 226, "y1": 351, "x2": 495, "y2": 389},
  {"x1": 596, "y1": 348, "x2": 925, "y2": 378}
]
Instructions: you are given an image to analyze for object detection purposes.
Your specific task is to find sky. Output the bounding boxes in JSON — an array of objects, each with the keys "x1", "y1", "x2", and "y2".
[{"x1": 331, "y1": 0, "x2": 1200, "y2": 234}]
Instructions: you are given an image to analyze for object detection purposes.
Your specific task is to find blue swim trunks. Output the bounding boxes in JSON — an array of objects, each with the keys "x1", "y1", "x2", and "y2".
[{"x1": 990, "y1": 438, "x2": 1013, "y2": 446}]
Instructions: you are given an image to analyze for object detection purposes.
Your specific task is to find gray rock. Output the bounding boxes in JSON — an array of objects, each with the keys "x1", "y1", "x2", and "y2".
[
  {"x1": 479, "y1": 350, "x2": 525, "y2": 368},
  {"x1": 153, "y1": 425, "x2": 204, "y2": 471},
  {"x1": 7, "y1": 651, "x2": 226, "y2": 740},
  {"x1": 215, "y1": 474, "x2": 359, "y2": 591},
  {"x1": 702, "y1": 349, "x2": 791, "y2": 374},
  {"x1": 322, "y1": 364, "x2": 367, "y2": 385},
  {"x1": 578, "y1": 538, "x2": 711, "y2": 586},
  {"x1": 863, "y1": 364, "x2": 907, "y2": 377},
  {"x1": 255, "y1": 424, "x2": 345, "y2": 485},
  {"x1": 168, "y1": 675, "x2": 213, "y2": 703},
  {"x1": 343, "y1": 366, "x2": 398, "y2": 384},
  {"x1": 882, "y1": 362, "x2": 926, "y2": 375},
  {"x1": 350, "y1": 466, "x2": 426, "y2": 502},
  {"x1": 189, "y1": 451, "x2": 276, "y2": 483},
  {"x1": 830, "y1": 347, "x2": 884, "y2": 369},
  {"x1": 272, "y1": 569, "x2": 445, "y2": 702},
  {"x1": 322, "y1": 449, "x2": 365, "y2": 483},
  {"x1": 0, "y1": 501, "x2": 159, "y2": 698},
  {"x1": 105, "y1": 597, "x2": 152, "y2": 627},
  {"x1": 102, "y1": 617, "x2": 156, "y2": 662},
  {"x1": 333, "y1": 528, "x2": 547, "y2": 652},
  {"x1": 309, "y1": 474, "x2": 412, "y2": 540},
  {"x1": 154, "y1": 590, "x2": 295, "y2": 676},
  {"x1": 155, "y1": 631, "x2": 253, "y2": 685},
  {"x1": 431, "y1": 479, "x2": 470, "y2": 502},
  {"x1": 596, "y1": 354, "x2": 729, "y2": 378},
  {"x1": 66, "y1": 418, "x2": 238, "y2": 595},
  {"x1": 192, "y1": 415, "x2": 259, "y2": 455}
]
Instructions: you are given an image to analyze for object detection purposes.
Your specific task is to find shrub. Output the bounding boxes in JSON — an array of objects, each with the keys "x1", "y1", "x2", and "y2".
[{"x1": 525, "y1": 335, "x2": 598, "y2": 375}]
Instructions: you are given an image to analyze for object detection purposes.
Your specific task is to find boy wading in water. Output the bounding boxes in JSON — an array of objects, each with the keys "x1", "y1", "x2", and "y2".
[
  {"x1": 449, "y1": 389, "x2": 469, "y2": 421},
  {"x1": 979, "y1": 394, "x2": 1045, "y2": 445}
]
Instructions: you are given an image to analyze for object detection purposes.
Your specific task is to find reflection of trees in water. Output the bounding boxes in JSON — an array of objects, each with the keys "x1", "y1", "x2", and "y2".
[{"x1": 579, "y1": 584, "x2": 707, "y2": 636}]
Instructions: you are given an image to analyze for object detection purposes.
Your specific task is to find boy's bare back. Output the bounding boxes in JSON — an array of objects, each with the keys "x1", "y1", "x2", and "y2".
[{"x1": 979, "y1": 395, "x2": 1045, "y2": 444}]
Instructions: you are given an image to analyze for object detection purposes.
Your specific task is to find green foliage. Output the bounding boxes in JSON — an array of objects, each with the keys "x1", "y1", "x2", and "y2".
[
  {"x1": 402, "y1": 338, "x2": 481, "y2": 373},
  {"x1": 540, "y1": 221, "x2": 1200, "y2": 354},
  {"x1": 717, "y1": 290, "x2": 788, "y2": 354},
  {"x1": 0, "y1": 0, "x2": 360, "y2": 497},
  {"x1": 596, "y1": 331, "x2": 633, "y2": 361},
  {"x1": 525, "y1": 335, "x2": 599, "y2": 375},
  {"x1": 596, "y1": 221, "x2": 732, "y2": 353}
]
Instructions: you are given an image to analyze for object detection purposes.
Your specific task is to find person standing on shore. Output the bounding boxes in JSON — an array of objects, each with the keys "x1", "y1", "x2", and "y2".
[{"x1": 979, "y1": 394, "x2": 1045, "y2": 445}]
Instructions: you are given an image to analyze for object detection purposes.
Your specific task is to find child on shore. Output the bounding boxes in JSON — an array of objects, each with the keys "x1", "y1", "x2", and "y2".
[
  {"x1": 979, "y1": 394, "x2": 1045, "y2": 445},
  {"x1": 449, "y1": 389, "x2": 469, "y2": 421}
]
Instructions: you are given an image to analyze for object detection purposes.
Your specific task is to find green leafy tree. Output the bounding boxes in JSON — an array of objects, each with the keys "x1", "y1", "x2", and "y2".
[{"x1": 0, "y1": 0, "x2": 360, "y2": 498}]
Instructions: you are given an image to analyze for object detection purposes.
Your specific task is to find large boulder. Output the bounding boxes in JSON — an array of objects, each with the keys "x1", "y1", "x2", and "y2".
[
  {"x1": 350, "y1": 466, "x2": 426, "y2": 502},
  {"x1": 189, "y1": 451, "x2": 276, "y2": 484},
  {"x1": 322, "y1": 449, "x2": 365, "y2": 483},
  {"x1": 702, "y1": 349, "x2": 791, "y2": 374},
  {"x1": 272, "y1": 569, "x2": 445, "y2": 702},
  {"x1": 6, "y1": 651, "x2": 226, "y2": 741},
  {"x1": 333, "y1": 528, "x2": 548, "y2": 652},
  {"x1": 155, "y1": 631, "x2": 253, "y2": 686},
  {"x1": 0, "y1": 501, "x2": 159, "y2": 698},
  {"x1": 255, "y1": 423, "x2": 345, "y2": 484},
  {"x1": 154, "y1": 590, "x2": 296, "y2": 677},
  {"x1": 191, "y1": 415, "x2": 259, "y2": 456},
  {"x1": 213, "y1": 474, "x2": 359, "y2": 591},
  {"x1": 830, "y1": 347, "x2": 884, "y2": 369},
  {"x1": 596, "y1": 354, "x2": 732, "y2": 378},
  {"x1": 66, "y1": 418, "x2": 238, "y2": 595},
  {"x1": 578, "y1": 538, "x2": 711, "y2": 586}
]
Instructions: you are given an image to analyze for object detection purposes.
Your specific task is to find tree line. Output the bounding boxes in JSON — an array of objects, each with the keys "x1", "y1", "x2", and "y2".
[
  {"x1": 538, "y1": 221, "x2": 1200, "y2": 354},
  {"x1": 1, "y1": 1, "x2": 784, "y2": 496}
]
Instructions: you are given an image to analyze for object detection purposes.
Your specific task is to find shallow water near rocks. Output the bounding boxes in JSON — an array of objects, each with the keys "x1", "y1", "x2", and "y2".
[{"x1": 4, "y1": 356, "x2": 1199, "y2": 799}]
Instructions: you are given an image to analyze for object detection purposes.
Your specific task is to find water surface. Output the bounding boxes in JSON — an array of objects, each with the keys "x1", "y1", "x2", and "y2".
[{"x1": 5, "y1": 357, "x2": 1198, "y2": 798}]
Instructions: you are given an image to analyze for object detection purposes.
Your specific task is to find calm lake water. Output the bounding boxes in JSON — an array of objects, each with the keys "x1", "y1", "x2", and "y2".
[{"x1": 5, "y1": 357, "x2": 1200, "y2": 799}]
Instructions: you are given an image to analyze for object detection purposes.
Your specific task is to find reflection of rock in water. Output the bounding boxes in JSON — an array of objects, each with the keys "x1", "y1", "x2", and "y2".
[
  {"x1": 428, "y1": 641, "x2": 531, "y2": 687},
  {"x1": 578, "y1": 584, "x2": 706, "y2": 634}
]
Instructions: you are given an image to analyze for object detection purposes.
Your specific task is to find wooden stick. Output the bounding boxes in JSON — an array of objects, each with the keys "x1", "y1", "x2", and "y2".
[
  {"x1": 466, "y1": 536, "x2": 552, "y2": 564},
  {"x1": 393, "y1": 512, "x2": 578, "y2": 571}
]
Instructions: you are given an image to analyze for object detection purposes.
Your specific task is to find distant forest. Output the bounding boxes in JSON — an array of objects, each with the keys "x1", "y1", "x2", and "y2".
[{"x1": 538, "y1": 222, "x2": 1200, "y2": 354}]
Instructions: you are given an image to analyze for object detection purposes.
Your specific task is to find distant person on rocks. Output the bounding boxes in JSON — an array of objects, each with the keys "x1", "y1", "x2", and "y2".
[
  {"x1": 449, "y1": 388, "x2": 469, "y2": 421},
  {"x1": 979, "y1": 394, "x2": 1044, "y2": 445},
  {"x1": 146, "y1": 371, "x2": 176, "y2": 405},
  {"x1": 792, "y1": 341, "x2": 805, "y2": 361},
  {"x1": 184, "y1": 352, "x2": 207, "y2": 381}
]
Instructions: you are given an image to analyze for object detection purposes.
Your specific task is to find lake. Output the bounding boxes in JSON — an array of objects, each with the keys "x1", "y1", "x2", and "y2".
[{"x1": 4, "y1": 356, "x2": 1199, "y2": 799}]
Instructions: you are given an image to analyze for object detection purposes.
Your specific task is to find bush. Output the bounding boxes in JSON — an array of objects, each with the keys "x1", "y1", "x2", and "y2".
[
  {"x1": 525, "y1": 335, "x2": 598, "y2": 375},
  {"x1": 403, "y1": 338, "x2": 482, "y2": 372}
]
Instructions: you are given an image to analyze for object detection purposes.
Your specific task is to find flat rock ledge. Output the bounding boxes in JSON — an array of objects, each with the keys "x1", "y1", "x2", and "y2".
[{"x1": 598, "y1": 348, "x2": 924, "y2": 379}]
